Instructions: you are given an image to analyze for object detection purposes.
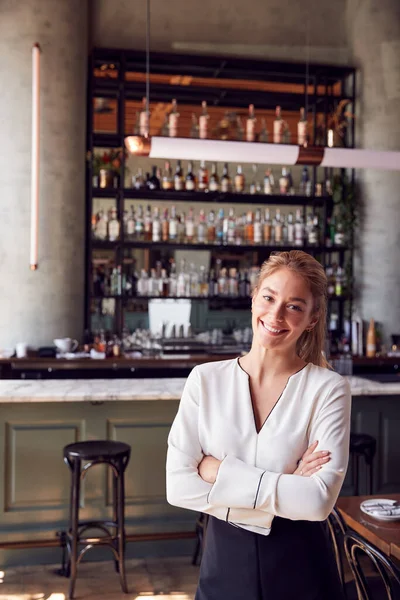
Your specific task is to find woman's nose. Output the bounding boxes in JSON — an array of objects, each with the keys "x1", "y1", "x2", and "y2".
[{"x1": 271, "y1": 304, "x2": 284, "y2": 321}]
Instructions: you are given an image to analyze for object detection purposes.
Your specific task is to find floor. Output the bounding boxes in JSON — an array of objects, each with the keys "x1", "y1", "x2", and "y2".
[{"x1": 0, "y1": 556, "x2": 200, "y2": 600}]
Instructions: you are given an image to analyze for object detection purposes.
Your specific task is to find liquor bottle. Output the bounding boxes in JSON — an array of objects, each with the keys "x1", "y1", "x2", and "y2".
[
  {"x1": 199, "y1": 265, "x2": 209, "y2": 297},
  {"x1": 308, "y1": 214, "x2": 320, "y2": 246},
  {"x1": 208, "y1": 269, "x2": 218, "y2": 297},
  {"x1": 190, "y1": 113, "x2": 198, "y2": 138},
  {"x1": 176, "y1": 260, "x2": 186, "y2": 298},
  {"x1": 245, "y1": 211, "x2": 254, "y2": 244},
  {"x1": 297, "y1": 107, "x2": 308, "y2": 146},
  {"x1": 161, "y1": 209, "x2": 169, "y2": 241},
  {"x1": 235, "y1": 215, "x2": 245, "y2": 245},
  {"x1": 279, "y1": 167, "x2": 289, "y2": 195},
  {"x1": 259, "y1": 118, "x2": 268, "y2": 143},
  {"x1": 132, "y1": 166, "x2": 145, "y2": 190},
  {"x1": 234, "y1": 165, "x2": 245, "y2": 193},
  {"x1": 185, "y1": 161, "x2": 196, "y2": 191},
  {"x1": 254, "y1": 208, "x2": 263, "y2": 244},
  {"x1": 335, "y1": 265, "x2": 344, "y2": 296},
  {"x1": 315, "y1": 182, "x2": 323, "y2": 197},
  {"x1": 218, "y1": 268, "x2": 228, "y2": 296},
  {"x1": 147, "y1": 165, "x2": 160, "y2": 190},
  {"x1": 249, "y1": 164, "x2": 257, "y2": 195},
  {"x1": 143, "y1": 205, "x2": 152, "y2": 241},
  {"x1": 326, "y1": 265, "x2": 335, "y2": 296},
  {"x1": 152, "y1": 207, "x2": 161, "y2": 242},
  {"x1": 220, "y1": 163, "x2": 231, "y2": 193},
  {"x1": 294, "y1": 209, "x2": 304, "y2": 246},
  {"x1": 108, "y1": 207, "x2": 120, "y2": 241},
  {"x1": 286, "y1": 169, "x2": 295, "y2": 195},
  {"x1": 334, "y1": 217, "x2": 345, "y2": 246},
  {"x1": 274, "y1": 209, "x2": 283, "y2": 244},
  {"x1": 197, "y1": 209, "x2": 207, "y2": 243},
  {"x1": 207, "y1": 210, "x2": 216, "y2": 243},
  {"x1": 299, "y1": 166, "x2": 311, "y2": 196},
  {"x1": 239, "y1": 269, "x2": 250, "y2": 297},
  {"x1": 168, "y1": 99, "x2": 179, "y2": 137},
  {"x1": 226, "y1": 207, "x2": 236, "y2": 244},
  {"x1": 185, "y1": 208, "x2": 195, "y2": 243},
  {"x1": 236, "y1": 115, "x2": 244, "y2": 140},
  {"x1": 160, "y1": 269, "x2": 169, "y2": 298},
  {"x1": 169, "y1": 260, "x2": 178, "y2": 296},
  {"x1": 199, "y1": 101, "x2": 209, "y2": 139},
  {"x1": 366, "y1": 318, "x2": 377, "y2": 358},
  {"x1": 212, "y1": 208, "x2": 222, "y2": 245},
  {"x1": 209, "y1": 163, "x2": 219, "y2": 192},
  {"x1": 273, "y1": 105, "x2": 284, "y2": 143},
  {"x1": 177, "y1": 212, "x2": 186, "y2": 243},
  {"x1": 169, "y1": 205, "x2": 178, "y2": 241},
  {"x1": 287, "y1": 212, "x2": 295, "y2": 244},
  {"x1": 162, "y1": 161, "x2": 174, "y2": 190},
  {"x1": 198, "y1": 160, "x2": 209, "y2": 191},
  {"x1": 174, "y1": 160, "x2": 185, "y2": 191},
  {"x1": 282, "y1": 213, "x2": 288, "y2": 244},
  {"x1": 148, "y1": 268, "x2": 159, "y2": 297},
  {"x1": 124, "y1": 207, "x2": 134, "y2": 240},
  {"x1": 134, "y1": 205, "x2": 144, "y2": 241},
  {"x1": 263, "y1": 208, "x2": 272, "y2": 244},
  {"x1": 263, "y1": 169, "x2": 273, "y2": 195},
  {"x1": 139, "y1": 97, "x2": 149, "y2": 137},
  {"x1": 161, "y1": 114, "x2": 169, "y2": 137},
  {"x1": 137, "y1": 269, "x2": 149, "y2": 296},
  {"x1": 246, "y1": 104, "x2": 256, "y2": 142}
]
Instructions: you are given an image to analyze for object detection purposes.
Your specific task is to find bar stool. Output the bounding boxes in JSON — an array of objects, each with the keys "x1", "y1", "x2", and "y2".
[
  {"x1": 61, "y1": 440, "x2": 131, "y2": 599},
  {"x1": 349, "y1": 433, "x2": 376, "y2": 495}
]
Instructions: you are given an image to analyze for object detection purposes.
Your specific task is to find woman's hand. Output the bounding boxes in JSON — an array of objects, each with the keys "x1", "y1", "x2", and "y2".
[
  {"x1": 198, "y1": 455, "x2": 222, "y2": 484},
  {"x1": 293, "y1": 440, "x2": 331, "y2": 477}
]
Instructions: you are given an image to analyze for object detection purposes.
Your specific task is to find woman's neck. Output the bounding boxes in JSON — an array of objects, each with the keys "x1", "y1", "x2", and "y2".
[{"x1": 239, "y1": 345, "x2": 306, "y2": 383}]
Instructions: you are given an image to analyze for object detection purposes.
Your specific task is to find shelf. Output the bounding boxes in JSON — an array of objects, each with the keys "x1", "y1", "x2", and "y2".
[
  {"x1": 91, "y1": 239, "x2": 348, "y2": 253},
  {"x1": 91, "y1": 294, "x2": 349, "y2": 303}
]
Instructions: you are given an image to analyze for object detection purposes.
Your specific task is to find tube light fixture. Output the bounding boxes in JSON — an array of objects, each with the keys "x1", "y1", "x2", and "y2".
[
  {"x1": 125, "y1": 135, "x2": 400, "y2": 172},
  {"x1": 30, "y1": 43, "x2": 41, "y2": 270}
]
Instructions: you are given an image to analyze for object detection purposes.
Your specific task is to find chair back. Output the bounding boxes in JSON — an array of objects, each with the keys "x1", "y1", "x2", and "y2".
[
  {"x1": 328, "y1": 507, "x2": 349, "y2": 595},
  {"x1": 344, "y1": 530, "x2": 400, "y2": 600}
]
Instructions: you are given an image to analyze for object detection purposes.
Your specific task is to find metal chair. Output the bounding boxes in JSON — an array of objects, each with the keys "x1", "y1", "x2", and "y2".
[
  {"x1": 344, "y1": 530, "x2": 400, "y2": 599},
  {"x1": 328, "y1": 507, "x2": 350, "y2": 597},
  {"x1": 192, "y1": 512, "x2": 209, "y2": 566},
  {"x1": 60, "y1": 440, "x2": 131, "y2": 599},
  {"x1": 350, "y1": 433, "x2": 377, "y2": 495}
]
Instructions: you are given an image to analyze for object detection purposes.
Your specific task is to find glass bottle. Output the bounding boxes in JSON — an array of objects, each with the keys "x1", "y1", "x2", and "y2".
[
  {"x1": 190, "y1": 113, "x2": 198, "y2": 138},
  {"x1": 228, "y1": 268, "x2": 239, "y2": 297},
  {"x1": 147, "y1": 165, "x2": 160, "y2": 190},
  {"x1": 209, "y1": 163, "x2": 219, "y2": 192},
  {"x1": 185, "y1": 161, "x2": 196, "y2": 191},
  {"x1": 94, "y1": 209, "x2": 107, "y2": 240},
  {"x1": 216, "y1": 208, "x2": 224, "y2": 245},
  {"x1": 274, "y1": 209, "x2": 283, "y2": 244},
  {"x1": 137, "y1": 269, "x2": 149, "y2": 296},
  {"x1": 246, "y1": 104, "x2": 256, "y2": 142},
  {"x1": 185, "y1": 208, "x2": 195, "y2": 243},
  {"x1": 335, "y1": 265, "x2": 344, "y2": 297},
  {"x1": 226, "y1": 207, "x2": 236, "y2": 245},
  {"x1": 297, "y1": 107, "x2": 308, "y2": 146},
  {"x1": 198, "y1": 160, "x2": 209, "y2": 191},
  {"x1": 168, "y1": 98, "x2": 179, "y2": 137},
  {"x1": 125, "y1": 206, "x2": 135, "y2": 240},
  {"x1": 299, "y1": 166, "x2": 311, "y2": 196},
  {"x1": 208, "y1": 269, "x2": 218, "y2": 297},
  {"x1": 218, "y1": 267, "x2": 228, "y2": 296},
  {"x1": 245, "y1": 211, "x2": 254, "y2": 244},
  {"x1": 144, "y1": 205, "x2": 152, "y2": 241},
  {"x1": 134, "y1": 205, "x2": 144, "y2": 241},
  {"x1": 174, "y1": 160, "x2": 185, "y2": 191},
  {"x1": 287, "y1": 212, "x2": 295, "y2": 244},
  {"x1": 162, "y1": 161, "x2": 174, "y2": 190},
  {"x1": 152, "y1": 207, "x2": 161, "y2": 242},
  {"x1": 161, "y1": 209, "x2": 169, "y2": 242},
  {"x1": 334, "y1": 217, "x2": 345, "y2": 246},
  {"x1": 161, "y1": 269, "x2": 169, "y2": 298},
  {"x1": 249, "y1": 164, "x2": 259, "y2": 195},
  {"x1": 235, "y1": 214, "x2": 245, "y2": 245},
  {"x1": 199, "y1": 100, "x2": 209, "y2": 139},
  {"x1": 259, "y1": 118, "x2": 268, "y2": 143},
  {"x1": 169, "y1": 205, "x2": 178, "y2": 241},
  {"x1": 177, "y1": 212, "x2": 186, "y2": 243},
  {"x1": 308, "y1": 214, "x2": 320, "y2": 246},
  {"x1": 169, "y1": 260, "x2": 178, "y2": 297},
  {"x1": 234, "y1": 165, "x2": 245, "y2": 193},
  {"x1": 273, "y1": 105, "x2": 284, "y2": 143},
  {"x1": 132, "y1": 166, "x2": 145, "y2": 190},
  {"x1": 263, "y1": 208, "x2": 272, "y2": 244},
  {"x1": 254, "y1": 208, "x2": 263, "y2": 244},
  {"x1": 326, "y1": 265, "x2": 335, "y2": 296},
  {"x1": 199, "y1": 265, "x2": 209, "y2": 297},
  {"x1": 207, "y1": 210, "x2": 216, "y2": 243},
  {"x1": 279, "y1": 167, "x2": 289, "y2": 195},
  {"x1": 197, "y1": 210, "x2": 207, "y2": 243},
  {"x1": 220, "y1": 163, "x2": 231, "y2": 193},
  {"x1": 263, "y1": 169, "x2": 273, "y2": 195},
  {"x1": 108, "y1": 207, "x2": 120, "y2": 241}
]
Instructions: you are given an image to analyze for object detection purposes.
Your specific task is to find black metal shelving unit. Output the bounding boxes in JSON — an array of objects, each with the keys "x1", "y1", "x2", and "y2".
[{"x1": 86, "y1": 48, "x2": 356, "y2": 343}]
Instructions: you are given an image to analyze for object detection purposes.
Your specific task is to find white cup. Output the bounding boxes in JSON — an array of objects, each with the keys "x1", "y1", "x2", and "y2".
[
  {"x1": 53, "y1": 338, "x2": 79, "y2": 354},
  {"x1": 15, "y1": 342, "x2": 28, "y2": 358}
]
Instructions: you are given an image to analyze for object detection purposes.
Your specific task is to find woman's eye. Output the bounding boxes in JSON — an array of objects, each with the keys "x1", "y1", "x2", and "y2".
[
  {"x1": 288, "y1": 304, "x2": 302, "y2": 312},
  {"x1": 263, "y1": 295, "x2": 272, "y2": 301}
]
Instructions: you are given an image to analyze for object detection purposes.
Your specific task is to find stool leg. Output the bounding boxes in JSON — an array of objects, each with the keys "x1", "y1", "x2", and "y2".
[
  {"x1": 68, "y1": 458, "x2": 81, "y2": 600},
  {"x1": 117, "y1": 468, "x2": 128, "y2": 593},
  {"x1": 113, "y1": 471, "x2": 120, "y2": 573}
]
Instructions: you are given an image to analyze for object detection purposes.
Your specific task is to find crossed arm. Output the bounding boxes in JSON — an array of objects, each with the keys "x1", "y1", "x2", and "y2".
[{"x1": 166, "y1": 368, "x2": 351, "y2": 522}]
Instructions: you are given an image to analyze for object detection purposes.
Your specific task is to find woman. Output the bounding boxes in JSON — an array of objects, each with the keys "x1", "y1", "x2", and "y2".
[{"x1": 166, "y1": 250, "x2": 351, "y2": 600}]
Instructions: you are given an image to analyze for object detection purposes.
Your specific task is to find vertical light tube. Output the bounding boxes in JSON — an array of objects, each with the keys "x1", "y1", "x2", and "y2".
[{"x1": 30, "y1": 43, "x2": 40, "y2": 270}]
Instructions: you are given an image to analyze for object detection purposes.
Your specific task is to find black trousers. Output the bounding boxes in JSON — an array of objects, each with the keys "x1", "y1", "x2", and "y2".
[{"x1": 195, "y1": 516, "x2": 345, "y2": 600}]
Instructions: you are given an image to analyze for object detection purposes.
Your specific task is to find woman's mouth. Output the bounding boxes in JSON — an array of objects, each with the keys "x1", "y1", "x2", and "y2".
[{"x1": 259, "y1": 320, "x2": 288, "y2": 336}]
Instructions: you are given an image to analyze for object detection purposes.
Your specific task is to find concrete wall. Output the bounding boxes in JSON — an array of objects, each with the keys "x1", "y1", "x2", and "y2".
[
  {"x1": 90, "y1": 0, "x2": 350, "y2": 64},
  {"x1": 0, "y1": 0, "x2": 88, "y2": 349}
]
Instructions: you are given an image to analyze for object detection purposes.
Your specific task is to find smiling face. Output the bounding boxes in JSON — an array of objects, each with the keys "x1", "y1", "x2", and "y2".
[{"x1": 252, "y1": 267, "x2": 318, "y2": 354}]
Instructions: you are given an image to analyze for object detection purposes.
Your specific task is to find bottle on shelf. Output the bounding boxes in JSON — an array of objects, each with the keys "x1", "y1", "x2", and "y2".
[
  {"x1": 326, "y1": 265, "x2": 335, "y2": 296},
  {"x1": 174, "y1": 160, "x2": 185, "y2": 191},
  {"x1": 209, "y1": 163, "x2": 219, "y2": 192},
  {"x1": 286, "y1": 168, "x2": 295, "y2": 195},
  {"x1": 108, "y1": 207, "x2": 120, "y2": 242},
  {"x1": 161, "y1": 209, "x2": 169, "y2": 242},
  {"x1": 294, "y1": 209, "x2": 304, "y2": 246},
  {"x1": 308, "y1": 214, "x2": 320, "y2": 246},
  {"x1": 169, "y1": 260, "x2": 178, "y2": 296},
  {"x1": 299, "y1": 166, "x2": 312, "y2": 196},
  {"x1": 279, "y1": 167, "x2": 289, "y2": 195},
  {"x1": 218, "y1": 267, "x2": 228, "y2": 296},
  {"x1": 263, "y1": 168, "x2": 274, "y2": 195},
  {"x1": 263, "y1": 208, "x2": 272, "y2": 244},
  {"x1": 95, "y1": 209, "x2": 108, "y2": 240},
  {"x1": 160, "y1": 268, "x2": 169, "y2": 298},
  {"x1": 185, "y1": 161, "x2": 196, "y2": 191},
  {"x1": 168, "y1": 205, "x2": 178, "y2": 241},
  {"x1": 199, "y1": 101, "x2": 209, "y2": 139},
  {"x1": 134, "y1": 205, "x2": 144, "y2": 241},
  {"x1": 334, "y1": 265, "x2": 344, "y2": 296},
  {"x1": 246, "y1": 104, "x2": 256, "y2": 142},
  {"x1": 216, "y1": 208, "x2": 224, "y2": 245},
  {"x1": 366, "y1": 318, "x2": 377, "y2": 358},
  {"x1": 235, "y1": 214, "x2": 245, "y2": 245},
  {"x1": 297, "y1": 107, "x2": 308, "y2": 146},
  {"x1": 190, "y1": 113, "x2": 198, "y2": 138},
  {"x1": 226, "y1": 207, "x2": 236, "y2": 244},
  {"x1": 273, "y1": 105, "x2": 284, "y2": 143},
  {"x1": 137, "y1": 269, "x2": 149, "y2": 296},
  {"x1": 152, "y1": 207, "x2": 161, "y2": 242},
  {"x1": 207, "y1": 209, "x2": 216, "y2": 243},
  {"x1": 287, "y1": 212, "x2": 295, "y2": 244},
  {"x1": 259, "y1": 118, "x2": 268, "y2": 143},
  {"x1": 334, "y1": 215, "x2": 346, "y2": 246},
  {"x1": 197, "y1": 209, "x2": 207, "y2": 243},
  {"x1": 162, "y1": 161, "x2": 174, "y2": 190},
  {"x1": 274, "y1": 209, "x2": 283, "y2": 244},
  {"x1": 177, "y1": 211, "x2": 186, "y2": 243},
  {"x1": 132, "y1": 166, "x2": 145, "y2": 190},
  {"x1": 185, "y1": 208, "x2": 195, "y2": 243},
  {"x1": 147, "y1": 165, "x2": 160, "y2": 190},
  {"x1": 245, "y1": 211, "x2": 254, "y2": 244},
  {"x1": 236, "y1": 115, "x2": 244, "y2": 140},
  {"x1": 143, "y1": 205, "x2": 152, "y2": 241},
  {"x1": 198, "y1": 160, "x2": 209, "y2": 191},
  {"x1": 220, "y1": 163, "x2": 231, "y2": 193},
  {"x1": 139, "y1": 97, "x2": 149, "y2": 137},
  {"x1": 254, "y1": 208, "x2": 263, "y2": 245},
  {"x1": 168, "y1": 99, "x2": 179, "y2": 137},
  {"x1": 249, "y1": 164, "x2": 259, "y2": 195},
  {"x1": 234, "y1": 165, "x2": 245, "y2": 193}
]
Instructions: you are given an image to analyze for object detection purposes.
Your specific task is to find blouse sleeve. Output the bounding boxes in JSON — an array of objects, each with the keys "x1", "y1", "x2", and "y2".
[
  {"x1": 166, "y1": 367, "x2": 228, "y2": 520},
  {"x1": 208, "y1": 378, "x2": 351, "y2": 521}
]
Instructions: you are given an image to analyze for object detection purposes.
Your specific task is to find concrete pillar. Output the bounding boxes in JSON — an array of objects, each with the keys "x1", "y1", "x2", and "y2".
[
  {"x1": 347, "y1": 0, "x2": 400, "y2": 344},
  {"x1": 0, "y1": 0, "x2": 88, "y2": 349}
]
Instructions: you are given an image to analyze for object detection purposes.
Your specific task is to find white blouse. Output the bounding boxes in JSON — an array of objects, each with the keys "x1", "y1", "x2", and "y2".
[{"x1": 166, "y1": 358, "x2": 351, "y2": 536}]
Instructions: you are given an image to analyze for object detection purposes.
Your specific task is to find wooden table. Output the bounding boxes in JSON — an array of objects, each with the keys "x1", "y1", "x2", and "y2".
[{"x1": 337, "y1": 494, "x2": 400, "y2": 561}]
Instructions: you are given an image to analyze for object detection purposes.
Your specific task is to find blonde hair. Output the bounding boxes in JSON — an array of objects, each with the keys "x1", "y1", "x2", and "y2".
[{"x1": 254, "y1": 250, "x2": 329, "y2": 368}]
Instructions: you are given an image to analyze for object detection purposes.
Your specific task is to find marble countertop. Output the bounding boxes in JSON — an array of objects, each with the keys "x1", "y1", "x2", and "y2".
[{"x1": 0, "y1": 376, "x2": 399, "y2": 402}]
